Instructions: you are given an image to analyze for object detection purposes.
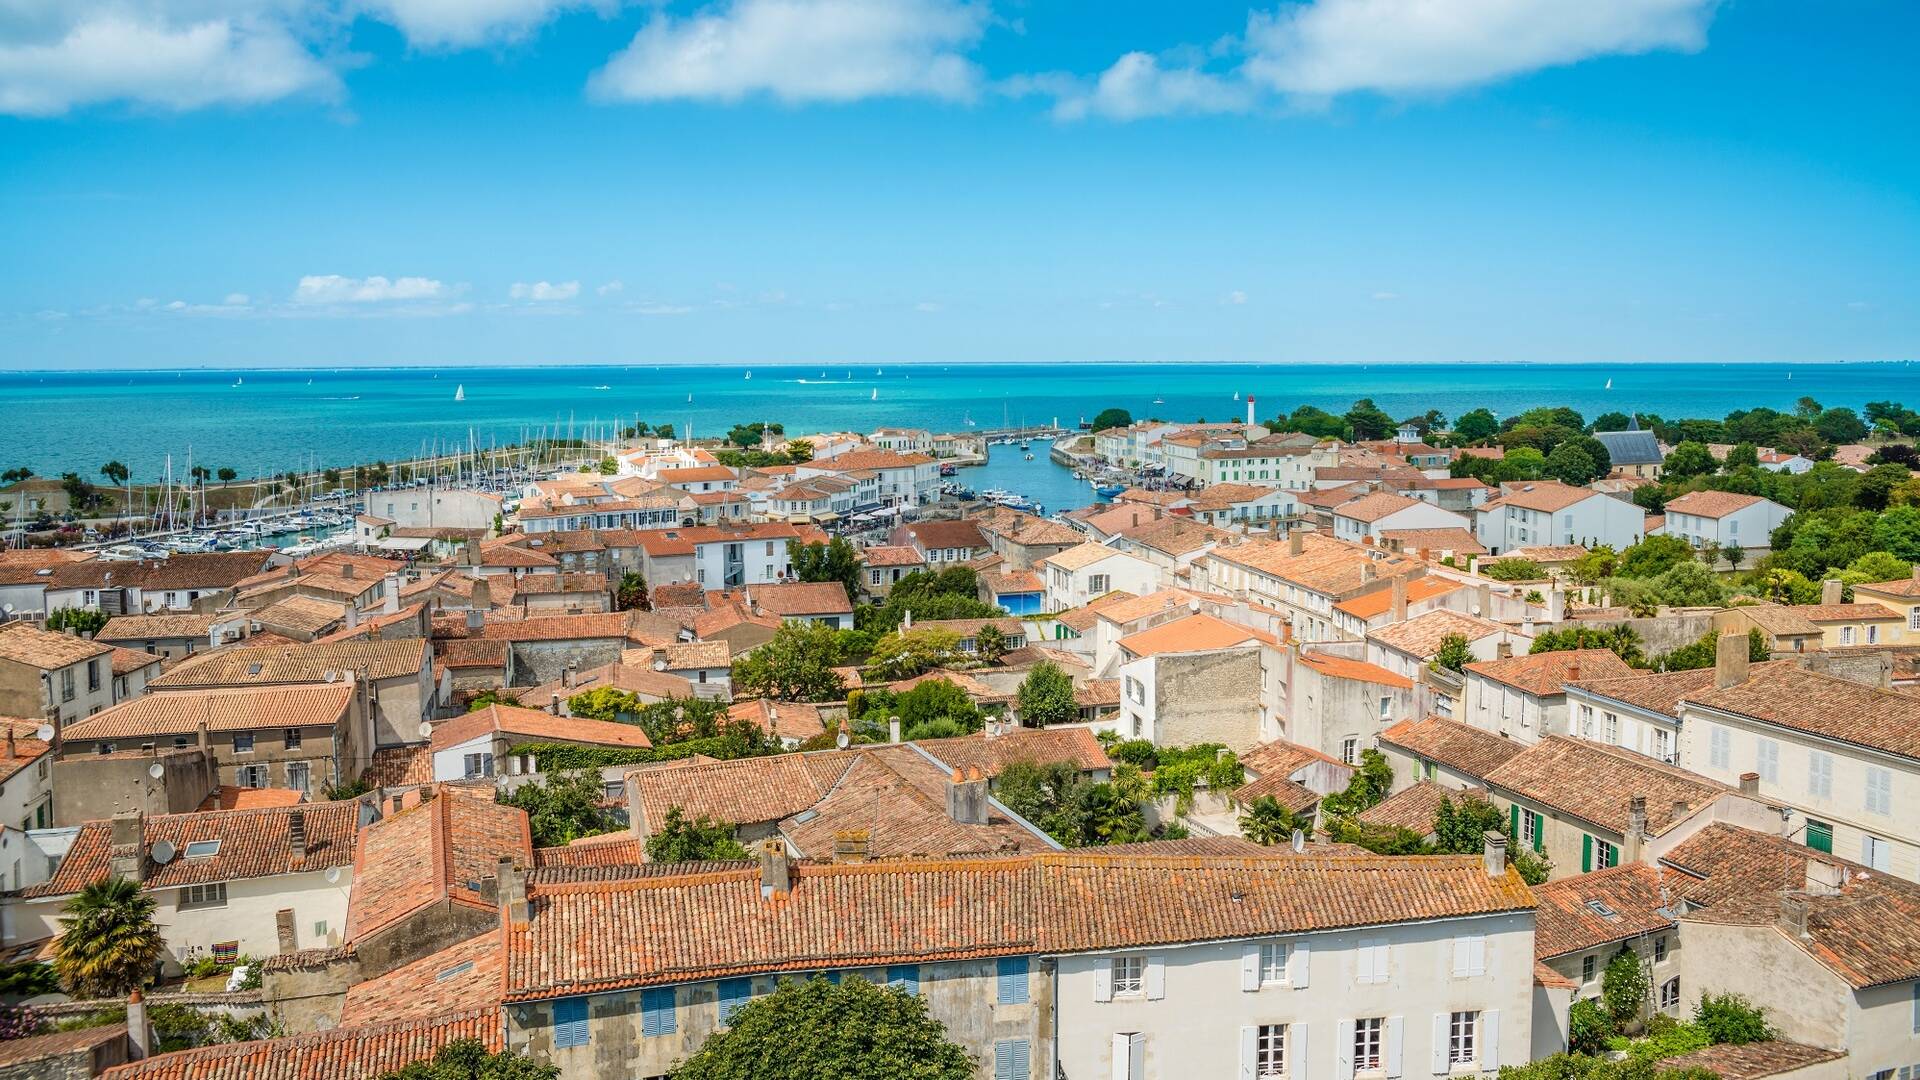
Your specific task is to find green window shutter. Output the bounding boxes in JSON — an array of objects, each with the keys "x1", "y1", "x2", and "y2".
[
  {"x1": 1531, "y1": 813, "x2": 1545, "y2": 853},
  {"x1": 1582, "y1": 834, "x2": 1594, "y2": 873},
  {"x1": 1509, "y1": 803, "x2": 1520, "y2": 840},
  {"x1": 1806, "y1": 820, "x2": 1833, "y2": 854}
]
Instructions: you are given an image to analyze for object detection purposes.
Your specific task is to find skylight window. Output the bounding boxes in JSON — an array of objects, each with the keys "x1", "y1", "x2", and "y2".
[
  {"x1": 246, "y1": 664, "x2": 264, "y2": 676},
  {"x1": 1584, "y1": 899, "x2": 1618, "y2": 919},
  {"x1": 184, "y1": 840, "x2": 222, "y2": 858},
  {"x1": 436, "y1": 961, "x2": 476, "y2": 981}
]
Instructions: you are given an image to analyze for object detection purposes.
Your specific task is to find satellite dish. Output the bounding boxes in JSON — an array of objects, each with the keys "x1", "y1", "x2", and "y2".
[
  {"x1": 323, "y1": 670, "x2": 338, "y2": 683},
  {"x1": 835, "y1": 731, "x2": 850, "y2": 750},
  {"x1": 35, "y1": 724, "x2": 54, "y2": 743},
  {"x1": 652, "y1": 658, "x2": 668, "y2": 672},
  {"x1": 419, "y1": 720, "x2": 436, "y2": 739},
  {"x1": 147, "y1": 762, "x2": 166, "y2": 780},
  {"x1": 1, "y1": 603, "x2": 12, "y2": 614},
  {"x1": 324, "y1": 866, "x2": 342, "y2": 884},
  {"x1": 150, "y1": 840, "x2": 177, "y2": 865}
]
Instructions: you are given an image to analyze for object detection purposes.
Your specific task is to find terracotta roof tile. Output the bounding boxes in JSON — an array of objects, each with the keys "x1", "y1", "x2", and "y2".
[
  {"x1": 1052, "y1": 590, "x2": 1139, "y2": 633},
  {"x1": 1209, "y1": 533, "x2": 1423, "y2": 597},
  {"x1": 1663, "y1": 490, "x2": 1767, "y2": 519},
  {"x1": 344, "y1": 789, "x2": 531, "y2": 942},
  {"x1": 429, "y1": 704, "x2": 653, "y2": 753},
  {"x1": 1531, "y1": 864, "x2": 1676, "y2": 959},
  {"x1": 1378, "y1": 716, "x2": 1526, "y2": 779},
  {"x1": 859, "y1": 544, "x2": 926, "y2": 567},
  {"x1": 1298, "y1": 652, "x2": 1413, "y2": 688},
  {"x1": 708, "y1": 581, "x2": 852, "y2": 616},
  {"x1": 99, "y1": 1009, "x2": 502, "y2": 1080},
  {"x1": 248, "y1": 595, "x2": 349, "y2": 635},
  {"x1": 629, "y1": 752, "x2": 853, "y2": 833},
  {"x1": 1464, "y1": 649, "x2": 1635, "y2": 697},
  {"x1": 1655, "y1": 1041, "x2": 1845, "y2": 1079},
  {"x1": 1786, "y1": 602, "x2": 1902, "y2": 622},
  {"x1": 913, "y1": 727, "x2": 1112, "y2": 777},
  {"x1": 151, "y1": 639, "x2": 428, "y2": 686},
  {"x1": 0, "y1": 622, "x2": 111, "y2": 668},
  {"x1": 1484, "y1": 736, "x2": 1733, "y2": 836},
  {"x1": 776, "y1": 746, "x2": 1051, "y2": 859},
  {"x1": 365, "y1": 744, "x2": 435, "y2": 788},
  {"x1": 1118, "y1": 612, "x2": 1273, "y2": 658},
  {"x1": 1682, "y1": 663, "x2": 1920, "y2": 762},
  {"x1": 1484, "y1": 481, "x2": 1595, "y2": 513},
  {"x1": 1356, "y1": 781, "x2": 1485, "y2": 834},
  {"x1": 340, "y1": 932, "x2": 503, "y2": 1026},
  {"x1": 726, "y1": 699, "x2": 828, "y2": 742},
  {"x1": 534, "y1": 835, "x2": 646, "y2": 868},
  {"x1": 23, "y1": 802, "x2": 358, "y2": 898},
  {"x1": 1332, "y1": 491, "x2": 1425, "y2": 523},
  {"x1": 62, "y1": 683, "x2": 354, "y2": 741},
  {"x1": 1569, "y1": 660, "x2": 1795, "y2": 721},
  {"x1": 1334, "y1": 577, "x2": 1461, "y2": 619},
  {"x1": 97, "y1": 613, "x2": 228, "y2": 641},
  {"x1": 503, "y1": 851, "x2": 1535, "y2": 1001},
  {"x1": 0, "y1": 1024, "x2": 129, "y2": 1069}
]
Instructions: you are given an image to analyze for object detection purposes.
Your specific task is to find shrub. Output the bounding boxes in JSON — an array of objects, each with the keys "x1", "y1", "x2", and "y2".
[
  {"x1": 1692, "y1": 992, "x2": 1773, "y2": 1045},
  {"x1": 1567, "y1": 998, "x2": 1613, "y2": 1055}
]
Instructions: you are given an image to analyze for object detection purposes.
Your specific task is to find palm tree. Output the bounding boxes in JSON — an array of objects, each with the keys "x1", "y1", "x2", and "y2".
[
  {"x1": 53, "y1": 876, "x2": 164, "y2": 999},
  {"x1": 1238, "y1": 796, "x2": 1300, "y2": 846}
]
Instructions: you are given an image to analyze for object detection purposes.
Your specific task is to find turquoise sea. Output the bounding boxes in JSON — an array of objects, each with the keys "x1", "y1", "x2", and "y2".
[{"x1": 0, "y1": 362, "x2": 1912, "y2": 481}]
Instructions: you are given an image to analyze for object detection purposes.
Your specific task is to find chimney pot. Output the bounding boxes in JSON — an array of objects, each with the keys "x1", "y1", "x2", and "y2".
[
  {"x1": 1779, "y1": 894, "x2": 1810, "y2": 938},
  {"x1": 758, "y1": 839, "x2": 791, "y2": 899},
  {"x1": 1482, "y1": 830, "x2": 1508, "y2": 877},
  {"x1": 1820, "y1": 578, "x2": 1843, "y2": 606},
  {"x1": 1738, "y1": 771, "x2": 1760, "y2": 796},
  {"x1": 947, "y1": 766, "x2": 989, "y2": 825},
  {"x1": 126, "y1": 990, "x2": 151, "y2": 1061},
  {"x1": 1714, "y1": 631, "x2": 1750, "y2": 689},
  {"x1": 1496, "y1": 640, "x2": 1513, "y2": 660}
]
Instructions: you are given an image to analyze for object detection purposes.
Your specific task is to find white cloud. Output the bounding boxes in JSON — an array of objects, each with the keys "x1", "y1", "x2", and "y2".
[
  {"x1": 1052, "y1": 52, "x2": 1251, "y2": 121},
  {"x1": 913, "y1": 301, "x2": 941, "y2": 312},
  {"x1": 590, "y1": 0, "x2": 988, "y2": 105},
  {"x1": 510, "y1": 280, "x2": 581, "y2": 302},
  {"x1": 0, "y1": 5, "x2": 340, "y2": 117},
  {"x1": 1242, "y1": 0, "x2": 1720, "y2": 98},
  {"x1": 1225, "y1": 290, "x2": 1248, "y2": 305},
  {"x1": 627, "y1": 301, "x2": 692, "y2": 316},
  {"x1": 223, "y1": 292, "x2": 250, "y2": 305},
  {"x1": 1370, "y1": 290, "x2": 1399, "y2": 301},
  {"x1": 596, "y1": 279, "x2": 624, "y2": 296},
  {"x1": 354, "y1": 0, "x2": 599, "y2": 49},
  {"x1": 294, "y1": 274, "x2": 449, "y2": 303}
]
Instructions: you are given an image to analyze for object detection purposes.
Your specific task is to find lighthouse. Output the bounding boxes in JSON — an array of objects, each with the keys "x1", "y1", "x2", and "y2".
[{"x1": 1245, "y1": 394, "x2": 1257, "y2": 431}]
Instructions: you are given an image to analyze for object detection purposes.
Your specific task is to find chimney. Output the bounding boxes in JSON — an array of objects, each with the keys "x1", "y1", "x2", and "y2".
[
  {"x1": 1778, "y1": 894, "x2": 1810, "y2": 938},
  {"x1": 383, "y1": 573, "x2": 401, "y2": 615},
  {"x1": 1805, "y1": 859, "x2": 1844, "y2": 895},
  {"x1": 1475, "y1": 583, "x2": 1492, "y2": 617},
  {"x1": 947, "y1": 766, "x2": 988, "y2": 825},
  {"x1": 1714, "y1": 631, "x2": 1750, "y2": 689},
  {"x1": 196, "y1": 719, "x2": 210, "y2": 753},
  {"x1": 109, "y1": 810, "x2": 144, "y2": 882},
  {"x1": 344, "y1": 604, "x2": 359, "y2": 630},
  {"x1": 1816, "y1": 578, "x2": 1843, "y2": 606},
  {"x1": 549, "y1": 693, "x2": 561, "y2": 715},
  {"x1": 499, "y1": 858, "x2": 528, "y2": 929},
  {"x1": 888, "y1": 716, "x2": 902, "y2": 744},
  {"x1": 288, "y1": 811, "x2": 307, "y2": 862},
  {"x1": 1912, "y1": 563, "x2": 1920, "y2": 582},
  {"x1": 126, "y1": 990, "x2": 152, "y2": 1061},
  {"x1": 832, "y1": 830, "x2": 870, "y2": 864},
  {"x1": 562, "y1": 665, "x2": 575, "y2": 690},
  {"x1": 471, "y1": 576, "x2": 491, "y2": 610},
  {"x1": 758, "y1": 839, "x2": 791, "y2": 899},
  {"x1": 1361, "y1": 560, "x2": 1376, "y2": 583},
  {"x1": 464, "y1": 608, "x2": 483, "y2": 631},
  {"x1": 901, "y1": 609, "x2": 913, "y2": 630},
  {"x1": 4, "y1": 727, "x2": 12, "y2": 759},
  {"x1": 1496, "y1": 640, "x2": 1513, "y2": 660},
  {"x1": 465, "y1": 540, "x2": 482, "y2": 566},
  {"x1": 1289, "y1": 828, "x2": 1306, "y2": 854},
  {"x1": 1288, "y1": 530, "x2": 1304, "y2": 557},
  {"x1": 1624, "y1": 795, "x2": 1646, "y2": 864},
  {"x1": 1482, "y1": 830, "x2": 1508, "y2": 877},
  {"x1": 1738, "y1": 771, "x2": 1760, "y2": 796},
  {"x1": 1567, "y1": 660, "x2": 1581, "y2": 683},
  {"x1": 341, "y1": 563, "x2": 355, "y2": 580},
  {"x1": 1670, "y1": 799, "x2": 1690, "y2": 824}
]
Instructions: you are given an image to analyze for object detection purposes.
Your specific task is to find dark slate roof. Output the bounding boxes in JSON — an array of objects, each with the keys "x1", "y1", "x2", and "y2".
[{"x1": 1592, "y1": 429, "x2": 1663, "y2": 467}]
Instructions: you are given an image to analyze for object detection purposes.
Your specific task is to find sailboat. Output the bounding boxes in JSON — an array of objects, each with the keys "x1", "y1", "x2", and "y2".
[
  {"x1": 686, "y1": 393, "x2": 693, "y2": 403},
  {"x1": 454, "y1": 384, "x2": 465, "y2": 402},
  {"x1": 871, "y1": 388, "x2": 878, "y2": 401},
  {"x1": 964, "y1": 411, "x2": 975, "y2": 427},
  {"x1": 232, "y1": 376, "x2": 243, "y2": 387},
  {"x1": 1604, "y1": 378, "x2": 1612, "y2": 390},
  {"x1": 1233, "y1": 391, "x2": 1239, "y2": 401},
  {"x1": 744, "y1": 370, "x2": 752, "y2": 381}
]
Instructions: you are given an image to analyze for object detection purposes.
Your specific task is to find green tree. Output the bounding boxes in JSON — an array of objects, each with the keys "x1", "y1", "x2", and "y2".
[
  {"x1": 788, "y1": 538, "x2": 862, "y2": 604},
  {"x1": 866, "y1": 628, "x2": 963, "y2": 680},
  {"x1": 1090, "y1": 408, "x2": 1133, "y2": 433},
  {"x1": 644, "y1": 807, "x2": 750, "y2": 863},
  {"x1": 1724, "y1": 442, "x2": 1760, "y2": 469},
  {"x1": 1431, "y1": 633, "x2": 1474, "y2": 674},
  {"x1": 1691, "y1": 992, "x2": 1773, "y2": 1045},
  {"x1": 379, "y1": 1039, "x2": 559, "y2": 1080},
  {"x1": 1428, "y1": 795, "x2": 1505, "y2": 855},
  {"x1": 1872, "y1": 505, "x2": 1920, "y2": 561},
  {"x1": 215, "y1": 467, "x2": 237, "y2": 486},
  {"x1": 60, "y1": 473, "x2": 103, "y2": 511},
  {"x1": 1528, "y1": 625, "x2": 1645, "y2": 668},
  {"x1": 52, "y1": 877, "x2": 164, "y2": 999},
  {"x1": 1616, "y1": 535, "x2": 1695, "y2": 579},
  {"x1": 1845, "y1": 550, "x2": 1911, "y2": 583},
  {"x1": 1662, "y1": 441, "x2": 1717, "y2": 480},
  {"x1": 1451, "y1": 408, "x2": 1499, "y2": 444},
  {"x1": 731, "y1": 622, "x2": 850, "y2": 702},
  {"x1": 894, "y1": 678, "x2": 983, "y2": 738},
  {"x1": 1269, "y1": 405, "x2": 1349, "y2": 440},
  {"x1": 1319, "y1": 749, "x2": 1393, "y2": 818},
  {"x1": 1855, "y1": 463, "x2": 1911, "y2": 512},
  {"x1": 1014, "y1": 661, "x2": 1078, "y2": 727},
  {"x1": 1602, "y1": 946, "x2": 1650, "y2": 1026},
  {"x1": 498, "y1": 772, "x2": 618, "y2": 847},
  {"x1": 1589, "y1": 412, "x2": 1631, "y2": 432},
  {"x1": 615, "y1": 571, "x2": 650, "y2": 611},
  {"x1": 1237, "y1": 796, "x2": 1302, "y2": 845},
  {"x1": 99, "y1": 460, "x2": 130, "y2": 487},
  {"x1": 466, "y1": 690, "x2": 523, "y2": 711},
  {"x1": 1344, "y1": 398, "x2": 1397, "y2": 441},
  {"x1": 1480, "y1": 558, "x2": 1546, "y2": 582},
  {"x1": 0, "y1": 467, "x2": 30, "y2": 483},
  {"x1": 1543, "y1": 443, "x2": 1599, "y2": 485},
  {"x1": 972, "y1": 624, "x2": 1009, "y2": 663},
  {"x1": 1566, "y1": 998, "x2": 1615, "y2": 1056},
  {"x1": 1648, "y1": 561, "x2": 1727, "y2": 608},
  {"x1": 1653, "y1": 628, "x2": 1767, "y2": 671},
  {"x1": 46, "y1": 607, "x2": 110, "y2": 636},
  {"x1": 671, "y1": 975, "x2": 973, "y2": 1080},
  {"x1": 1814, "y1": 406, "x2": 1868, "y2": 444}
]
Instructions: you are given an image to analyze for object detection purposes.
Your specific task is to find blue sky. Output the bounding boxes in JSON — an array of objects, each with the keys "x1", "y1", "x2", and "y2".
[{"x1": 2, "y1": 0, "x2": 1915, "y2": 369}]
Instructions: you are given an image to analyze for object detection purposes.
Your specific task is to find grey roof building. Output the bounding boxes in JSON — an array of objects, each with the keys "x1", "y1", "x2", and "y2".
[{"x1": 1593, "y1": 422, "x2": 1664, "y2": 471}]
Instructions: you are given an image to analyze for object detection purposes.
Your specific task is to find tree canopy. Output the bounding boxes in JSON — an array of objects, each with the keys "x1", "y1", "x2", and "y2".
[
  {"x1": 732, "y1": 622, "x2": 852, "y2": 702},
  {"x1": 645, "y1": 807, "x2": 750, "y2": 863},
  {"x1": 1014, "y1": 661, "x2": 1078, "y2": 727},
  {"x1": 1090, "y1": 408, "x2": 1133, "y2": 432},
  {"x1": 499, "y1": 772, "x2": 620, "y2": 847},
  {"x1": 670, "y1": 975, "x2": 973, "y2": 1080}
]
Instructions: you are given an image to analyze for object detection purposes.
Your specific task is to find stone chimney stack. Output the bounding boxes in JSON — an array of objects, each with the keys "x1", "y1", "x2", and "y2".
[
  {"x1": 1483, "y1": 830, "x2": 1508, "y2": 877},
  {"x1": 471, "y1": 576, "x2": 491, "y2": 610},
  {"x1": 1391, "y1": 575, "x2": 1408, "y2": 623},
  {"x1": 1624, "y1": 796, "x2": 1647, "y2": 864},
  {"x1": 1714, "y1": 631, "x2": 1750, "y2": 689},
  {"x1": 288, "y1": 810, "x2": 307, "y2": 862},
  {"x1": 947, "y1": 766, "x2": 989, "y2": 825},
  {"x1": 1820, "y1": 578, "x2": 1843, "y2": 606},
  {"x1": 126, "y1": 990, "x2": 152, "y2": 1061},
  {"x1": 499, "y1": 857, "x2": 528, "y2": 929},
  {"x1": 109, "y1": 811, "x2": 144, "y2": 882},
  {"x1": 1778, "y1": 894, "x2": 1810, "y2": 938},
  {"x1": 1805, "y1": 859, "x2": 1845, "y2": 895},
  {"x1": 1288, "y1": 530, "x2": 1304, "y2": 557},
  {"x1": 1738, "y1": 771, "x2": 1760, "y2": 796},
  {"x1": 1361, "y1": 560, "x2": 1376, "y2": 583},
  {"x1": 758, "y1": 839, "x2": 791, "y2": 899},
  {"x1": 888, "y1": 716, "x2": 902, "y2": 744},
  {"x1": 1496, "y1": 640, "x2": 1513, "y2": 660},
  {"x1": 383, "y1": 574, "x2": 401, "y2": 615}
]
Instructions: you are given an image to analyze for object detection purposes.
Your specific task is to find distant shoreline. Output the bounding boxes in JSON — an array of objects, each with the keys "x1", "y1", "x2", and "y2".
[{"x1": 1, "y1": 358, "x2": 1906, "y2": 375}]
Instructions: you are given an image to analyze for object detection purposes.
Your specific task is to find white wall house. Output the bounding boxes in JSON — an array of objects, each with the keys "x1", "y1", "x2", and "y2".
[
  {"x1": 1659, "y1": 491, "x2": 1791, "y2": 555},
  {"x1": 1332, "y1": 493, "x2": 1471, "y2": 545},
  {"x1": 1677, "y1": 658, "x2": 1920, "y2": 882},
  {"x1": 1040, "y1": 544, "x2": 1163, "y2": 612},
  {"x1": 1473, "y1": 483, "x2": 1645, "y2": 556},
  {"x1": 367, "y1": 487, "x2": 503, "y2": 531}
]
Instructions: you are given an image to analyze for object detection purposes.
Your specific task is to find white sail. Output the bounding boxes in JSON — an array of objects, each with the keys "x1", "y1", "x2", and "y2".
[
  {"x1": 1604, "y1": 378, "x2": 1612, "y2": 390},
  {"x1": 871, "y1": 388, "x2": 878, "y2": 401},
  {"x1": 454, "y1": 384, "x2": 465, "y2": 401}
]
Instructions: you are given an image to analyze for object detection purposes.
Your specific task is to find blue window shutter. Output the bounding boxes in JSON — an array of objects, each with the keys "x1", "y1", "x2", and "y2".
[
  {"x1": 553, "y1": 997, "x2": 589, "y2": 1049},
  {"x1": 994, "y1": 1038, "x2": 1031, "y2": 1080},
  {"x1": 997, "y1": 957, "x2": 1030, "y2": 1004},
  {"x1": 718, "y1": 978, "x2": 751, "y2": 1025},
  {"x1": 642, "y1": 987, "x2": 676, "y2": 1037},
  {"x1": 887, "y1": 965, "x2": 920, "y2": 995}
]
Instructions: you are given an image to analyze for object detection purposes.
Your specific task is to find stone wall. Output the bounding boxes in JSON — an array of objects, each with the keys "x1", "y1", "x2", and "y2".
[
  {"x1": 1152, "y1": 650, "x2": 1264, "y2": 753},
  {"x1": 52, "y1": 748, "x2": 215, "y2": 826},
  {"x1": 509, "y1": 640, "x2": 625, "y2": 688}
]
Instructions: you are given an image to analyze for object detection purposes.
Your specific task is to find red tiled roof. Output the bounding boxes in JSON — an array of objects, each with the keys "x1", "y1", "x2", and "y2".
[
  {"x1": 344, "y1": 789, "x2": 531, "y2": 942},
  {"x1": 1484, "y1": 481, "x2": 1594, "y2": 513},
  {"x1": 1663, "y1": 490, "x2": 1767, "y2": 519},
  {"x1": 430, "y1": 703, "x2": 653, "y2": 752},
  {"x1": 1464, "y1": 649, "x2": 1635, "y2": 697},
  {"x1": 1681, "y1": 663, "x2": 1920, "y2": 762},
  {"x1": 61, "y1": 684, "x2": 354, "y2": 741},
  {"x1": 1118, "y1": 612, "x2": 1272, "y2": 658},
  {"x1": 1531, "y1": 864, "x2": 1676, "y2": 959},
  {"x1": 1334, "y1": 576, "x2": 1461, "y2": 619},
  {"x1": 1484, "y1": 736, "x2": 1733, "y2": 837},
  {"x1": 913, "y1": 727, "x2": 1113, "y2": 777},
  {"x1": 22, "y1": 802, "x2": 358, "y2": 898},
  {"x1": 1655, "y1": 1041, "x2": 1846, "y2": 1080},
  {"x1": 1298, "y1": 652, "x2": 1414, "y2": 688},
  {"x1": 859, "y1": 544, "x2": 926, "y2": 567},
  {"x1": 1367, "y1": 609, "x2": 1508, "y2": 658},
  {"x1": 726, "y1": 698, "x2": 827, "y2": 742},
  {"x1": 1378, "y1": 716, "x2": 1526, "y2": 779},
  {"x1": 365, "y1": 744, "x2": 435, "y2": 788},
  {"x1": 340, "y1": 932, "x2": 502, "y2": 1026},
  {"x1": 504, "y1": 851, "x2": 1535, "y2": 1001},
  {"x1": 534, "y1": 834, "x2": 646, "y2": 868},
  {"x1": 1356, "y1": 781, "x2": 1485, "y2": 834},
  {"x1": 98, "y1": 1009, "x2": 502, "y2": 1080},
  {"x1": 1332, "y1": 491, "x2": 1424, "y2": 523},
  {"x1": 709, "y1": 581, "x2": 853, "y2": 616}
]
